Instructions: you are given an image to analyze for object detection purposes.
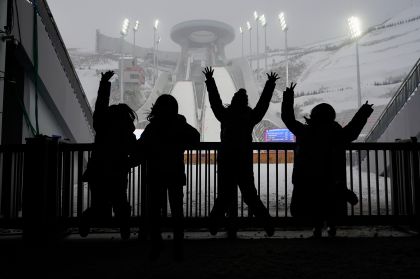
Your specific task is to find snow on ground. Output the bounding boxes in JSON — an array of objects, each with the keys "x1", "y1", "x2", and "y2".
[{"x1": 264, "y1": 7, "x2": 420, "y2": 130}]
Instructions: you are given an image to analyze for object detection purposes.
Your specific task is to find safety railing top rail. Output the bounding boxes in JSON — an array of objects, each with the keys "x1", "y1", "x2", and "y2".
[
  {"x1": 365, "y1": 57, "x2": 420, "y2": 142},
  {"x1": 1, "y1": 141, "x2": 420, "y2": 153}
]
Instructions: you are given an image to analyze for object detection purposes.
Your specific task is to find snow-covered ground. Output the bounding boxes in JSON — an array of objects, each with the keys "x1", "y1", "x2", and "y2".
[{"x1": 262, "y1": 6, "x2": 420, "y2": 133}]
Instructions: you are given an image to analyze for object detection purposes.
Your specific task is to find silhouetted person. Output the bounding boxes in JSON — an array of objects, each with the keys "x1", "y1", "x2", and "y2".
[
  {"x1": 80, "y1": 71, "x2": 137, "y2": 240},
  {"x1": 281, "y1": 82, "x2": 373, "y2": 237},
  {"x1": 137, "y1": 94, "x2": 200, "y2": 260},
  {"x1": 203, "y1": 66, "x2": 278, "y2": 237}
]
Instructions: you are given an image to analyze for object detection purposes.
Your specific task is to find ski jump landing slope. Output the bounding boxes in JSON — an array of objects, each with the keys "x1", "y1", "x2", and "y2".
[
  {"x1": 202, "y1": 67, "x2": 237, "y2": 142},
  {"x1": 171, "y1": 81, "x2": 198, "y2": 129}
]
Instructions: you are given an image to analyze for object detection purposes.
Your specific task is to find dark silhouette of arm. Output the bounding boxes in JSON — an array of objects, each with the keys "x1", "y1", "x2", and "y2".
[
  {"x1": 342, "y1": 101, "x2": 374, "y2": 142},
  {"x1": 203, "y1": 67, "x2": 225, "y2": 122},
  {"x1": 252, "y1": 72, "x2": 279, "y2": 124},
  {"x1": 93, "y1": 71, "x2": 114, "y2": 132},
  {"x1": 281, "y1": 82, "x2": 305, "y2": 136}
]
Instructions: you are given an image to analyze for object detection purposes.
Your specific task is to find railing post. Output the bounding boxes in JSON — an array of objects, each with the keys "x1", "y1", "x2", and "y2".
[
  {"x1": 409, "y1": 138, "x2": 420, "y2": 231},
  {"x1": 23, "y1": 136, "x2": 60, "y2": 242},
  {"x1": 138, "y1": 161, "x2": 148, "y2": 240},
  {"x1": 0, "y1": 150, "x2": 12, "y2": 219}
]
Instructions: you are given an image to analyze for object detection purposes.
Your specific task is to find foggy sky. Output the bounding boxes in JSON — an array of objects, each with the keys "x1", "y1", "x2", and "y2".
[{"x1": 48, "y1": 0, "x2": 416, "y2": 57}]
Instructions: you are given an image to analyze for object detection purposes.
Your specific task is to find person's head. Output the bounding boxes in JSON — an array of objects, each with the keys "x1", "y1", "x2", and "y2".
[
  {"x1": 108, "y1": 103, "x2": 137, "y2": 133},
  {"x1": 306, "y1": 103, "x2": 336, "y2": 125},
  {"x1": 229, "y1": 88, "x2": 248, "y2": 109},
  {"x1": 147, "y1": 94, "x2": 178, "y2": 121}
]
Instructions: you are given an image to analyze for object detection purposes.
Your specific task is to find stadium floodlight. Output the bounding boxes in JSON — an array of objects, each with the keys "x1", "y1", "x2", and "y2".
[
  {"x1": 259, "y1": 14, "x2": 267, "y2": 27},
  {"x1": 240, "y1": 26, "x2": 244, "y2": 57},
  {"x1": 278, "y1": 12, "x2": 289, "y2": 84},
  {"x1": 153, "y1": 19, "x2": 160, "y2": 84},
  {"x1": 278, "y1": 12, "x2": 287, "y2": 31},
  {"x1": 259, "y1": 14, "x2": 267, "y2": 71},
  {"x1": 121, "y1": 18, "x2": 130, "y2": 36},
  {"x1": 348, "y1": 16, "x2": 362, "y2": 108},
  {"x1": 133, "y1": 20, "x2": 140, "y2": 31},
  {"x1": 254, "y1": 11, "x2": 261, "y2": 76},
  {"x1": 246, "y1": 21, "x2": 252, "y2": 30},
  {"x1": 246, "y1": 21, "x2": 252, "y2": 68},
  {"x1": 348, "y1": 16, "x2": 362, "y2": 39},
  {"x1": 132, "y1": 20, "x2": 140, "y2": 58}
]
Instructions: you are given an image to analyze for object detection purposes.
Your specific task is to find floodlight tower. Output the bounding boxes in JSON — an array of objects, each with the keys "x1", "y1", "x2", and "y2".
[
  {"x1": 153, "y1": 19, "x2": 159, "y2": 84},
  {"x1": 239, "y1": 26, "x2": 244, "y2": 57},
  {"x1": 120, "y1": 18, "x2": 130, "y2": 102},
  {"x1": 133, "y1": 20, "x2": 139, "y2": 58},
  {"x1": 259, "y1": 14, "x2": 267, "y2": 72},
  {"x1": 156, "y1": 36, "x2": 161, "y2": 73},
  {"x1": 247, "y1": 21, "x2": 252, "y2": 69},
  {"x1": 348, "y1": 16, "x2": 362, "y2": 108},
  {"x1": 254, "y1": 11, "x2": 260, "y2": 73},
  {"x1": 278, "y1": 12, "x2": 288, "y2": 85}
]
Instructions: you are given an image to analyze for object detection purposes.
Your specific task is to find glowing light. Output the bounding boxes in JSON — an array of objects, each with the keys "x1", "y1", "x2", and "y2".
[
  {"x1": 278, "y1": 12, "x2": 287, "y2": 31},
  {"x1": 348, "y1": 16, "x2": 362, "y2": 38}
]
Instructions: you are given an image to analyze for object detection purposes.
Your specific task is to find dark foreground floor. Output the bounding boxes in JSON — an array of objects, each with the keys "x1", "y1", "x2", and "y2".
[{"x1": 1, "y1": 227, "x2": 420, "y2": 279}]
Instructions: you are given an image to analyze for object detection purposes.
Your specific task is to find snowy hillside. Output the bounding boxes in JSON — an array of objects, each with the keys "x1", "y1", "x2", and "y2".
[
  {"x1": 70, "y1": 7, "x2": 420, "y2": 140},
  {"x1": 264, "y1": 6, "x2": 420, "y2": 135}
]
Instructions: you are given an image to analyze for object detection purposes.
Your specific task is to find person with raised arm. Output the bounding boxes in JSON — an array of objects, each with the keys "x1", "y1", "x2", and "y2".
[
  {"x1": 80, "y1": 71, "x2": 137, "y2": 240},
  {"x1": 203, "y1": 66, "x2": 279, "y2": 238},
  {"x1": 281, "y1": 82, "x2": 374, "y2": 237}
]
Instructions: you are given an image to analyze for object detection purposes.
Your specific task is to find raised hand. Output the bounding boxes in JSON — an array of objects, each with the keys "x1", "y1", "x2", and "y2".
[
  {"x1": 359, "y1": 100, "x2": 374, "y2": 117},
  {"x1": 101, "y1": 70, "x2": 114, "y2": 82},
  {"x1": 202, "y1": 66, "x2": 214, "y2": 79},
  {"x1": 266, "y1": 72, "x2": 280, "y2": 83},
  {"x1": 283, "y1": 82, "x2": 297, "y2": 100}
]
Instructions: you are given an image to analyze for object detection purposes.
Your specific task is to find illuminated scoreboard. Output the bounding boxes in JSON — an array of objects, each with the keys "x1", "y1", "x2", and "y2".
[{"x1": 264, "y1": 129, "x2": 295, "y2": 142}]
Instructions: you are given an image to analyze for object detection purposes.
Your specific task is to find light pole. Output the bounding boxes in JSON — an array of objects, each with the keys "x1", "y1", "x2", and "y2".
[
  {"x1": 348, "y1": 16, "x2": 362, "y2": 108},
  {"x1": 247, "y1": 21, "x2": 252, "y2": 69},
  {"x1": 120, "y1": 18, "x2": 129, "y2": 103},
  {"x1": 239, "y1": 27, "x2": 244, "y2": 57},
  {"x1": 254, "y1": 11, "x2": 260, "y2": 73},
  {"x1": 153, "y1": 19, "x2": 159, "y2": 84},
  {"x1": 133, "y1": 20, "x2": 139, "y2": 58},
  {"x1": 259, "y1": 14, "x2": 267, "y2": 72},
  {"x1": 278, "y1": 12, "x2": 288, "y2": 86},
  {"x1": 156, "y1": 35, "x2": 161, "y2": 76}
]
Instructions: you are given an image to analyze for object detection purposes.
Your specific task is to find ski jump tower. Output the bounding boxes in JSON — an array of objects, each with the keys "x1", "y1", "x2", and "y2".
[{"x1": 169, "y1": 20, "x2": 236, "y2": 140}]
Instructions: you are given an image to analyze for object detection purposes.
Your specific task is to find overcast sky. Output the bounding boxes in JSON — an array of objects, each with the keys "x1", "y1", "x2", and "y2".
[{"x1": 48, "y1": 0, "x2": 416, "y2": 57}]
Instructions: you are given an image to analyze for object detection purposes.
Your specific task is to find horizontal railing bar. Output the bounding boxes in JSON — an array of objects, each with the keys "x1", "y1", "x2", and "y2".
[{"x1": 2, "y1": 142, "x2": 420, "y2": 153}]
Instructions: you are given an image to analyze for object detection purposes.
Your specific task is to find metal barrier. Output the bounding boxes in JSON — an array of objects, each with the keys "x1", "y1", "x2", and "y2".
[
  {"x1": 365, "y1": 57, "x2": 420, "y2": 142},
  {"x1": 1, "y1": 141, "x2": 419, "y2": 229}
]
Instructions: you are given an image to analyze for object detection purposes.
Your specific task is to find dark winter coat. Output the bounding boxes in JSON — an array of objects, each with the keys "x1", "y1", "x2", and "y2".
[
  {"x1": 281, "y1": 93, "x2": 371, "y2": 217},
  {"x1": 138, "y1": 114, "x2": 200, "y2": 187},
  {"x1": 83, "y1": 80, "x2": 136, "y2": 186},
  {"x1": 205, "y1": 77, "x2": 276, "y2": 161}
]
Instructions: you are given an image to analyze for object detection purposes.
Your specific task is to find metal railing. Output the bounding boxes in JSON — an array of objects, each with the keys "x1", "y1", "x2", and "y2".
[
  {"x1": 365, "y1": 57, "x2": 420, "y2": 142},
  {"x1": 1, "y1": 141, "x2": 419, "y2": 229}
]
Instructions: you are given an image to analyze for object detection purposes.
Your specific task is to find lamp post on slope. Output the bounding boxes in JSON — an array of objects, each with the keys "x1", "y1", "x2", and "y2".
[
  {"x1": 348, "y1": 16, "x2": 362, "y2": 108},
  {"x1": 278, "y1": 12, "x2": 288, "y2": 86},
  {"x1": 247, "y1": 21, "x2": 252, "y2": 69},
  {"x1": 259, "y1": 14, "x2": 267, "y2": 72},
  {"x1": 239, "y1": 26, "x2": 244, "y2": 57},
  {"x1": 120, "y1": 18, "x2": 129, "y2": 102}
]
